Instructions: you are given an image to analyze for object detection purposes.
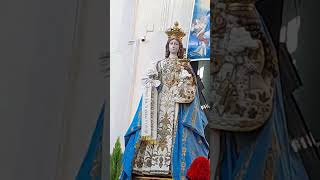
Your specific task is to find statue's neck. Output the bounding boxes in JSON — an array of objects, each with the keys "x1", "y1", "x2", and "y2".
[{"x1": 168, "y1": 53, "x2": 178, "y2": 59}]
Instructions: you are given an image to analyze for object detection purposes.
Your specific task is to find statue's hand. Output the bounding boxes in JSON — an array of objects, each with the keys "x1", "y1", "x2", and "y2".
[
  {"x1": 179, "y1": 69, "x2": 192, "y2": 79},
  {"x1": 146, "y1": 67, "x2": 158, "y2": 77},
  {"x1": 153, "y1": 80, "x2": 161, "y2": 87}
]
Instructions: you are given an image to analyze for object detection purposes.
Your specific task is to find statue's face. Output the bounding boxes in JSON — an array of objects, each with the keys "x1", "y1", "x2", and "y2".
[{"x1": 169, "y1": 39, "x2": 179, "y2": 55}]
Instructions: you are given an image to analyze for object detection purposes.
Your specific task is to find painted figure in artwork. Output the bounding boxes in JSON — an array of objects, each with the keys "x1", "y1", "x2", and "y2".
[
  {"x1": 120, "y1": 22, "x2": 209, "y2": 180},
  {"x1": 190, "y1": 11, "x2": 210, "y2": 57}
]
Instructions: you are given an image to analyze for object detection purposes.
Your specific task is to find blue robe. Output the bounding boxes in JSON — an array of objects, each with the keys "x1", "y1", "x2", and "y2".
[
  {"x1": 219, "y1": 79, "x2": 309, "y2": 180},
  {"x1": 120, "y1": 93, "x2": 209, "y2": 180}
]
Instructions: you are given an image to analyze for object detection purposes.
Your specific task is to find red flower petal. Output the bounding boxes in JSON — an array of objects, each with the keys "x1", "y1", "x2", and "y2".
[{"x1": 186, "y1": 156, "x2": 210, "y2": 180}]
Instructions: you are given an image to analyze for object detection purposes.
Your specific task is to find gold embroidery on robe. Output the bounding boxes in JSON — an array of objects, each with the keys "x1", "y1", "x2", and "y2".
[{"x1": 132, "y1": 58, "x2": 196, "y2": 176}]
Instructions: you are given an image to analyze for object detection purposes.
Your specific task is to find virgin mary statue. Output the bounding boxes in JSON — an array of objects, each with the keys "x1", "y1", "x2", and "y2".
[{"x1": 120, "y1": 22, "x2": 209, "y2": 180}]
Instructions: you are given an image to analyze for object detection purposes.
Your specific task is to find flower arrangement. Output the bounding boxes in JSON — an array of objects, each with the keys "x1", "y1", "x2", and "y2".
[{"x1": 186, "y1": 156, "x2": 210, "y2": 180}]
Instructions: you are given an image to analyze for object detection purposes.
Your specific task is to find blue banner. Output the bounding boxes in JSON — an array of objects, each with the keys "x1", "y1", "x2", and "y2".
[{"x1": 187, "y1": 0, "x2": 210, "y2": 61}]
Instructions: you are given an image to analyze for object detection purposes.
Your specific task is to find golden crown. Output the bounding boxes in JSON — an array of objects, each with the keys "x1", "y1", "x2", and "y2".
[{"x1": 165, "y1": 21, "x2": 186, "y2": 40}]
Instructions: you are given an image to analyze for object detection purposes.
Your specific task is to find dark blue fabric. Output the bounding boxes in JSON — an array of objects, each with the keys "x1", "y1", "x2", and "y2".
[
  {"x1": 76, "y1": 103, "x2": 105, "y2": 180},
  {"x1": 219, "y1": 80, "x2": 309, "y2": 180}
]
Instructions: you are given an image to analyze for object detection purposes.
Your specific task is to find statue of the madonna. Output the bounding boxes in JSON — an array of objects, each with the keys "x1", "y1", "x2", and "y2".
[{"x1": 120, "y1": 22, "x2": 209, "y2": 180}]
